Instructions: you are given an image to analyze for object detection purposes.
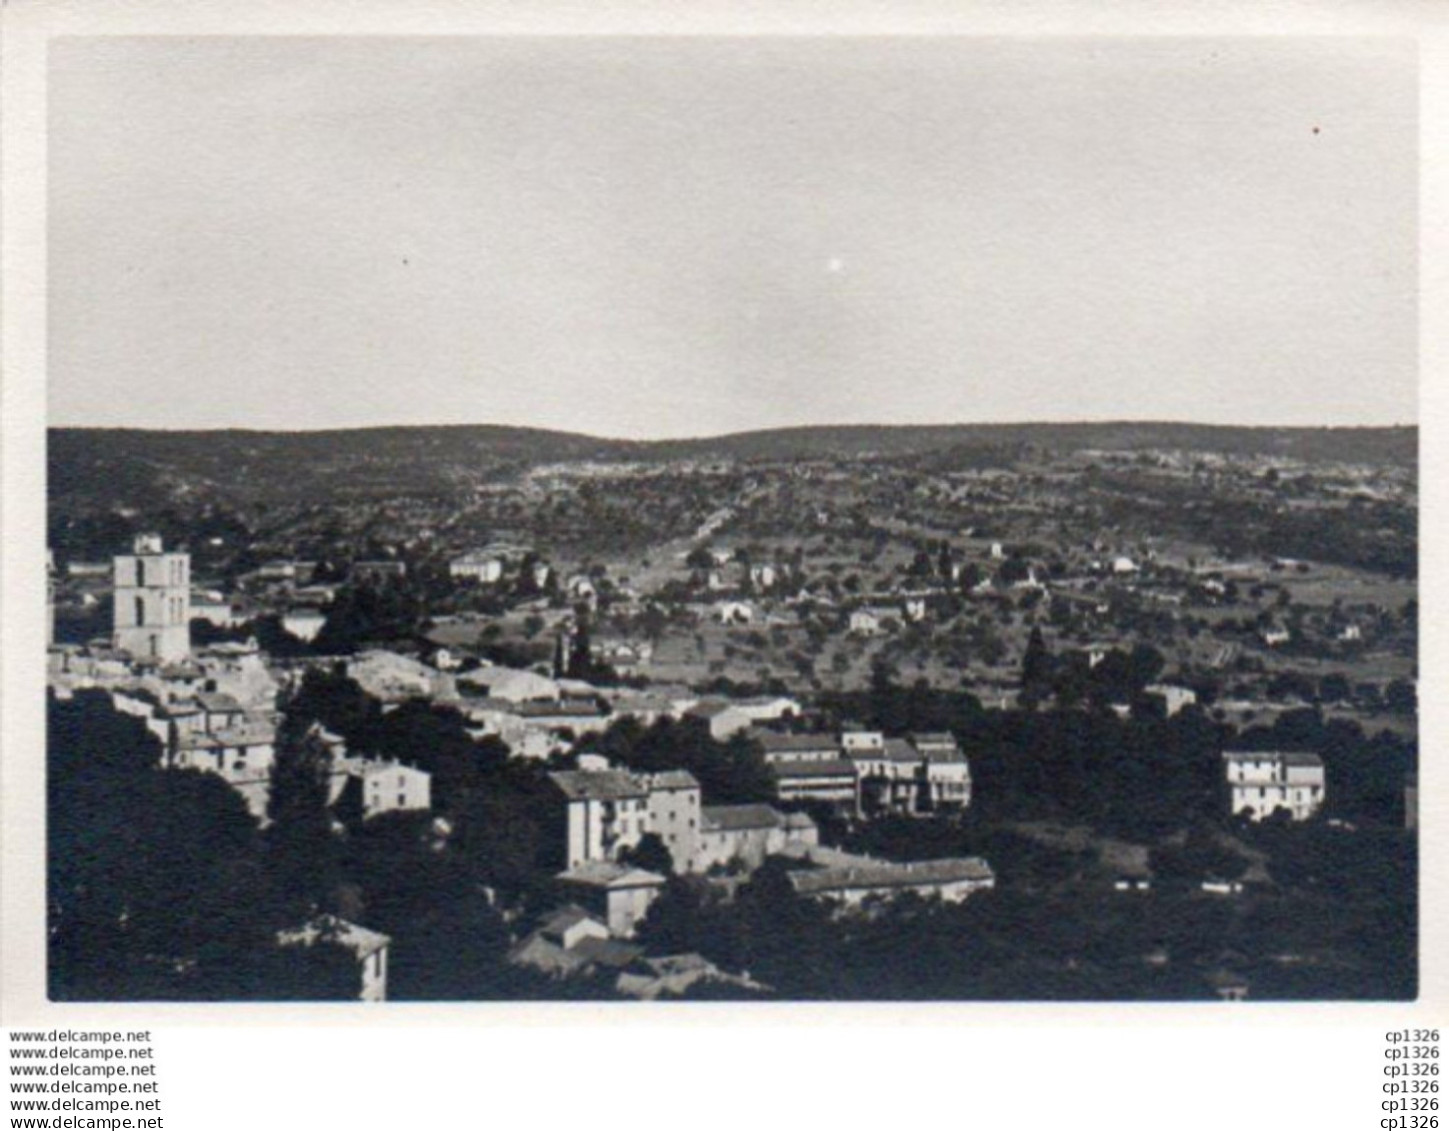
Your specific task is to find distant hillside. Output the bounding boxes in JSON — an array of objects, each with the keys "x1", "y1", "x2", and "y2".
[
  {"x1": 48, "y1": 425, "x2": 641, "y2": 510},
  {"x1": 649, "y1": 422, "x2": 1418, "y2": 466},
  {"x1": 48, "y1": 422, "x2": 1416, "y2": 513}
]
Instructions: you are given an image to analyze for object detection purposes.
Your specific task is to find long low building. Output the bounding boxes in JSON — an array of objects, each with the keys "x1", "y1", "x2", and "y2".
[
  {"x1": 787, "y1": 852, "x2": 995, "y2": 912},
  {"x1": 771, "y1": 758, "x2": 859, "y2": 807}
]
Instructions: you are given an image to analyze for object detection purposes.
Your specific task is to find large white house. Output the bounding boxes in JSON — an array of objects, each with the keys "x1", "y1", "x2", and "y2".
[
  {"x1": 449, "y1": 552, "x2": 504, "y2": 583},
  {"x1": 551, "y1": 769, "x2": 654, "y2": 870},
  {"x1": 330, "y1": 757, "x2": 433, "y2": 820},
  {"x1": 1223, "y1": 750, "x2": 1326, "y2": 821}
]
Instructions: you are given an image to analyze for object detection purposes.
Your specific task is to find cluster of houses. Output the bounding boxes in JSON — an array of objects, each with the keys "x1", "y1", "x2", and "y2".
[
  {"x1": 532, "y1": 758, "x2": 994, "y2": 944},
  {"x1": 45, "y1": 533, "x2": 1347, "y2": 1001},
  {"x1": 506, "y1": 759, "x2": 994, "y2": 988},
  {"x1": 748, "y1": 727, "x2": 971, "y2": 817}
]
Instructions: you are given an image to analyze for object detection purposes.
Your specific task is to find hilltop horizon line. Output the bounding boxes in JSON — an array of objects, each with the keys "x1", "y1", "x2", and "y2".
[{"x1": 46, "y1": 419, "x2": 1419, "y2": 444}]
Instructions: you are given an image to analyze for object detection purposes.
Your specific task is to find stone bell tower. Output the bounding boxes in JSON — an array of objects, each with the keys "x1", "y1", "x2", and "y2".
[{"x1": 112, "y1": 533, "x2": 191, "y2": 662}]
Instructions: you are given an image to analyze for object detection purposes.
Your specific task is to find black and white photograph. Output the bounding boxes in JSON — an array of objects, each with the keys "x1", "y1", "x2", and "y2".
[{"x1": 31, "y1": 31, "x2": 1423, "y2": 1008}]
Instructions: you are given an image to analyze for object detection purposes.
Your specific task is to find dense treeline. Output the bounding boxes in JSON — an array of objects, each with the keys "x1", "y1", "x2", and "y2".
[
  {"x1": 47, "y1": 688, "x2": 566, "y2": 1000},
  {"x1": 49, "y1": 665, "x2": 1415, "y2": 1001},
  {"x1": 48, "y1": 691, "x2": 358, "y2": 1000},
  {"x1": 634, "y1": 830, "x2": 1415, "y2": 1001},
  {"x1": 820, "y1": 678, "x2": 1414, "y2": 835}
]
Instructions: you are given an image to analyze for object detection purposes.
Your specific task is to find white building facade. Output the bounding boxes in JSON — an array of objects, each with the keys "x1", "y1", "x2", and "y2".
[{"x1": 1224, "y1": 750, "x2": 1326, "y2": 821}]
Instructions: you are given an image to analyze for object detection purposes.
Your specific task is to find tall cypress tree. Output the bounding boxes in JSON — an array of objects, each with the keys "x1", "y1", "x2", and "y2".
[{"x1": 265, "y1": 717, "x2": 340, "y2": 917}]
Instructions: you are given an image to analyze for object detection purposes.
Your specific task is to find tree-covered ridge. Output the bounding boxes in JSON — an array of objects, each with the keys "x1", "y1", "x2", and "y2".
[{"x1": 48, "y1": 422, "x2": 1416, "y2": 511}]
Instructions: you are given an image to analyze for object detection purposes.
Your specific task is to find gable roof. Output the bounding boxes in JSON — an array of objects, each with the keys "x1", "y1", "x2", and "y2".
[
  {"x1": 556, "y1": 862, "x2": 667, "y2": 889},
  {"x1": 771, "y1": 758, "x2": 857, "y2": 779},
  {"x1": 688, "y1": 698, "x2": 744, "y2": 720},
  {"x1": 569, "y1": 937, "x2": 646, "y2": 969},
  {"x1": 1222, "y1": 749, "x2": 1324, "y2": 768},
  {"x1": 549, "y1": 770, "x2": 646, "y2": 802},
  {"x1": 789, "y1": 856, "x2": 995, "y2": 896},
  {"x1": 881, "y1": 738, "x2": 922, "y2": 763},
  {"x1": 644, "y1": 770, "x2": 701, "y2": 792},
  {"x1": 701, "y1": 804, "x2": 785, "y2": 833},
  {"x1": 757, "y1": 732, "x2": 840, "y2": 753},
  {"x1": 277, "y1": 914, "x2": 390, "y2": 958},
  {"x1": 920, "y1": 747, "x2": 969, "y2": 766},
  {"x1": 538, "y1": 904, "x2": 608, "y2": 941},
  {"x1": 517, "y1": 698, "x2": 602, "y2": 719},
  {"x1": 195, "y1": 690, "x2": 245, "y2": 713}
]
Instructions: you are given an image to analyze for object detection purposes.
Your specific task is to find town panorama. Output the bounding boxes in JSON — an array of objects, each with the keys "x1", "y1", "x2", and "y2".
[{"x1": 44, "y1": 421, "x2": 1417, "y2": 1002}]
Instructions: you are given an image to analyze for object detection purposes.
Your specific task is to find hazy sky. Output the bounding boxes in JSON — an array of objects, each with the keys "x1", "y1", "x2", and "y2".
[{"x1": 48, "y1": 36, "x2": 1417, "y2": 437}]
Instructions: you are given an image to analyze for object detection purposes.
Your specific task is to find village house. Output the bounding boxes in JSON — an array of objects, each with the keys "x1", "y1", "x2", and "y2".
[
  {"x1": 293, "y1": 583, "x2": 339, "y2": 606},
  {"x1": 445, "y1": 695, "x2": 557, "y2": 758},
  {"x1": 535, "y1": 905, "x2": 611, "y2": 951},
  {"x1": 506, "y1": 906, "x2": 640, "y2": 978},
  {"x1": 515, "y1": 698, "x2": 609, "y2": 739},
  {"x1": 688, "y1": 699, "x2": 754, "y2": 741},
  {"x1": 853, "y1": 737, "x2": 927, "y2": 815},
  {"x1": 190, "y1": 591, "x2": 247, "y2": 629},
  {"x1": 329, "y1": 757, "x2": 432, "y2": 820},
  {"x1": 593, "y1": 638, "x2": 653, "y2": 676},
  {"x1": 457, "y1": 663, "x2": 560, "y2": 704},
  {"x1": 66, "y1": 560, "x2": 112, "y2": 579},
  {"x1": 732, "y1": 695, "x2": 802, "y2": 724},
  {"x1": 252, "y1": 560, "x2": 316, "y2": 586},
  {"x1": 344, "y1": 649, "x2": 454, "y2": 705},
  {"x1": 849, "y1": 607, "x2": 896, "y2": 636},
  {"x1": 1260, "y1": 625, "x2": 1291, "y2": 647},
  {"x1": 277, "y1": 915, "x2": 391, "y2": 1002},
  {"x1": 608, "y1": 690, "x2": 681, "y2": 728},
  {"x1": 695, "y1": 804, "x2": 819, "y2": 873},
  {"x1": 194, "y1": 639, "x2": 281, "y2": 709},
  {"x1": 448, "y1": 551, "x2": 504, "y2": 583},
  {"x1": 193, "y1": 689, "x2": 249, "y2": 732},
  {"x1": 714, "y1": 599, "x2": 755, "y2": 625},
  {"x1": 550, "y1": 769, "x2": 651, "y2": 869},
  {"x1": 642, "y1": 770, "x2": 702, "y2": 872},
  {"x1": 1223, "y1": 750, "x2": 1326, "y2": 821},
  {"x1": 757, "y1": 731, "x2": 841, "y2": 765},
  {"x1": 841, "y1": 728, "x2": 885, "y2": 755},
  {"x1": 555, "y1": 861, "x2": 666, "y2": 938},
  {"x1": 166, "y1": 716, "x2": 277, "y2": 820},
  {"x1": 349, "y1": 560, "x2": 408, "y2": 584},
  {"x1": 1145, "y1": 683, "x2": 1198, "y2": 717},
  {"x1": 912, "y1": 733, "x2": 972, "y2": 810},
  {"x1": 771, "y1": 758, "x2": 860, "y2": 809},
  {"x1": 281, "y1": 609, "x2": 327, "y2": 643}
]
